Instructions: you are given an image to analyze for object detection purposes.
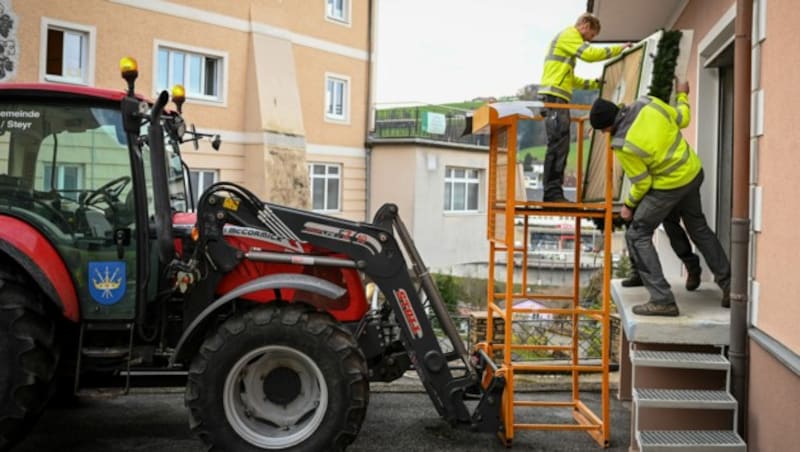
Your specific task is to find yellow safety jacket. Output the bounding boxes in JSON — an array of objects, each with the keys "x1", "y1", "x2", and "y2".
[
  {"x1": 611, "y1": 92, "x2": 702, "y2": 208},
  {"x1": 539, "y1": 26, "x2": 623, "y2": 101}
]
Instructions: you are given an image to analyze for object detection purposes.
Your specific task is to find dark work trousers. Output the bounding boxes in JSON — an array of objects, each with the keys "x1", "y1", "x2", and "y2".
[
  {"x1": 628, "y1": 210, "x2": 702, "y2": 279},
  {"x1": 625, "y1": 170, "x2": 730, "y2": 304},
  {"x1": 540, "y1": 94, "x2": 571, "y2": 200}
]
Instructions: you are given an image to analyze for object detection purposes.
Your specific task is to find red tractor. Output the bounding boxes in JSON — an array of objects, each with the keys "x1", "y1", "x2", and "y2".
[{"x1": 0, "y1": 58, "x2": 504, "y2": 451}]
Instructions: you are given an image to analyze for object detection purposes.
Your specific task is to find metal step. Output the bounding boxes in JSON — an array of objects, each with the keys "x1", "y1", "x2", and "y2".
[
  {"x1": 632, "y1": 350, "x2": 729, "y2": 371},
  {"x1": 81, "y1": 347, "x2": 130, "y2": 359},
  {"x1": 84, "y1": 321, "x2": 134, "y2": 331},
  {"x1": 634, "y1": 388, "x2": 737, "y2": 410},
  {"x1": 637, "y1": 430, "x2": 746, "y2": 451},
  {"x1": 76, "y1": 387, "x2": 129, "y2": 399}
]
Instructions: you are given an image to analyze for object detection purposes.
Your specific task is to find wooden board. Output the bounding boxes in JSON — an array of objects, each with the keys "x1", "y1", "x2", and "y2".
[
  {"x1": 582, "y1": 44, "x2": 647, "y2": 202},
  {"x1": 581, "y1": 30, "x2": 694, "y2": 203}
]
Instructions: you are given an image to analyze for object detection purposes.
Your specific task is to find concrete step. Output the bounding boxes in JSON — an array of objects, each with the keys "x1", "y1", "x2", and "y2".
[
  {"x1": 632, "y1": 350, "x2": 729, "y2": 371},
  {"x1": 634, "y1": 388, "x2": 737, "y2": 410},
  {"x1": 637, "y1": 430, "x2": 746, "y2": 451}
]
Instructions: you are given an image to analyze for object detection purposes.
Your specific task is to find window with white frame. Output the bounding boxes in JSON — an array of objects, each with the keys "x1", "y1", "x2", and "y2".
[
  {"x1": 326, "y1": 0, "x2": 350, "y2": 23},
  {"x1": 43, "y1": 20, "x2": 94, "y2": 85},
  {"x1": 309, "y1": 163, "x2": 341, "y2": 212},
  {"x1": 157, "y1": 45, "x2": 224, "y2": 102},
  {"x1": 325, "y1": 75, "x2": 349, "y2": 122},
  {"x1": 43, "y1": 163, "x2": 83, "y2": 201},
  {"x1": 189, "y1": 169, "x2": 218, "y2": 206},
  {"x1": 444, "y1": 167, "x2": 481, "y2": 212}
]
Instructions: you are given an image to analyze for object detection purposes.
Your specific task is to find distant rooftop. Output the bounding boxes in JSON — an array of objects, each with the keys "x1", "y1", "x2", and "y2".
[{"x1": 369, "y1": 103, "x2": 489, "y2": 149}]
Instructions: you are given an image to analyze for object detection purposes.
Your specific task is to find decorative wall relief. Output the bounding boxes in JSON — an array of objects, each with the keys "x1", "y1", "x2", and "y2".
[{"x1": 0, "y1": 0, "x2": 17, "y2": 81}]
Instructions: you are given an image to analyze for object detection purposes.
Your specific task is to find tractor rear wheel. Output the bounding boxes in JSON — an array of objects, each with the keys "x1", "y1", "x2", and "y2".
[
  {"x1": 0, "y1": 276, "x2": 58, "y2": 451},
  {"x1": 186, "y1": 302, "x2": 369, "y2": 451}
]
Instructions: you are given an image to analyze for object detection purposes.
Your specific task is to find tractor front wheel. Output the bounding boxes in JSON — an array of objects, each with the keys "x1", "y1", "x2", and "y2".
[
  {"x1": 186, "y1": 302, "x2": 369, "y2": 451},
  {"x1": 0, "y1": 276, "x2": 58, "y2": 451}
]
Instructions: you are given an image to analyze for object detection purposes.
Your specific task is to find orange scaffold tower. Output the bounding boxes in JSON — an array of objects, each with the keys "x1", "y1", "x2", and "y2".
[{"x1": 470, "y1": 100, "x2": 615, "y2": 447}]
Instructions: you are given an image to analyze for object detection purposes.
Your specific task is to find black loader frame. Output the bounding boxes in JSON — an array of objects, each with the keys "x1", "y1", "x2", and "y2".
[{"x1": 170, "y1": 181, "x2": 506, "y2": 434}]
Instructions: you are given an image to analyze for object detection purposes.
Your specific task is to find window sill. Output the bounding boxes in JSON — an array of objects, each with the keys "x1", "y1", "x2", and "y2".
[
  {"x1": 325, "y1": 115, "x2": 350, "y2": 125},
  {"x1": 157, "y1": 92, "x2": 226, "y2": 108},
  {"x1": 443, "y1": 211, "x2": 484, "y2": 217},
  {"x1": 43, "y1": 75, "x2": 89, "y2": 86},
  {"x1": 325, "y1": 16, "x2": 352, "y2": 27}
]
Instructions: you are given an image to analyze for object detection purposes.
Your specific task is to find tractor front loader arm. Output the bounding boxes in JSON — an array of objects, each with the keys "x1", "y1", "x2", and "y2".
[{"x1": 186, "y1": 183, "x2": 505, "y2": 432}]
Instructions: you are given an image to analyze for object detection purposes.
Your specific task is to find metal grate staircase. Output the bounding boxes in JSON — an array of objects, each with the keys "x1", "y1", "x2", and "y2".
[{"x1": 631, "y1": 348, "x2": 746, "y2": 451}]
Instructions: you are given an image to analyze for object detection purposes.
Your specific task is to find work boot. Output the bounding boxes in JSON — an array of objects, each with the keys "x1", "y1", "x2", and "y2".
[
  {"x1": 632, "y1": 300, "x2": 680, "y2": 317},
  {"x1": 543, "y1": 195, "x2": 572, "y2": 203},
  {"x1": 685, "y1": 271, "x2": 701, "y2": 291},
  {"x1": 721, "y1": 289, "x2": 730, "y2": 308},
  {"x1": 621, "y1": 274, "x2": 643, "y2": 287}
]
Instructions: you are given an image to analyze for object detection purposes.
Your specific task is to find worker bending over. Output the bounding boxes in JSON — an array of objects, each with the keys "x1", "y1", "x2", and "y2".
[{"x1": 589, "y1": 80, "x2": 731, "y2": 316}]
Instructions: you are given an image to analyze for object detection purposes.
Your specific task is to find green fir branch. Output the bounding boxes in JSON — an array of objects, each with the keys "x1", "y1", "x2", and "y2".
[{"x1": 648, "y1": 29, "x2": 683, "y2": 103}]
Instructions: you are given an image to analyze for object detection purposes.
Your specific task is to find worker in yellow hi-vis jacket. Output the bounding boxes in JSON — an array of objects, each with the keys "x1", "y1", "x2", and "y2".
[
  {"x1": 538, "y1": 13, "x2": 627, "y2": 202},
  {"x1": 589, "y1": 81, "x2": 731, "y2": 317}
]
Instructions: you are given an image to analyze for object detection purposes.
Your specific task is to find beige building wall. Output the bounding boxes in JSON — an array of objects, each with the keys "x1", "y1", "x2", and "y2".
[
  {"x1": 370, "y1": 143, "x2": 488, "y2": 270},
  {"x1": 751, "y1": 0, "x2": 800, "y2": 352},
  {"x1": 369, "y1": 145, "x2": 417, "y2": 226},
  {"x1": 673, "y1": 0, "x2": 736, "y2": 146},
  {"x1": 6, "y1": 0, "x2": 371, "y2": 219},
  {"x1": 675, "y1": 1, "x2": 800, "y2": 450},
  {"x1": 748, "y1": 342, "x2": 800, "y2": 451}
]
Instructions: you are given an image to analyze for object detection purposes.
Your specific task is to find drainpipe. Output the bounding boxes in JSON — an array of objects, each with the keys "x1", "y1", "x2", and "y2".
[
  {"x1": 730, "y1": 0, "x2": 752, "y2": 438},
  {"x1": 364, "y1": 0, "x2": 376, "y2": 220}
]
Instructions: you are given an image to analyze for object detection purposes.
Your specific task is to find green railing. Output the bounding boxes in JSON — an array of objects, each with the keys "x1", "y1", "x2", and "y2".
[{"x1": 372, "y1": 105, "x2": 489, "y2": 147}]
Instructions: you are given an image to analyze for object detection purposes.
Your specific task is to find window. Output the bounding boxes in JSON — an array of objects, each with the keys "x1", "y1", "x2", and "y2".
[
  {"x1": 43, "y1": 164, "x2": 83, "y2": 201},
  {"x1": 41, "y1": 19, "x2": 95, "y2": 85},
  {"x1": 190, "y1": 170, "x2": 218, "y2": 207},
  {"x1": 309, "y1": 163, "x2": 340, "y2": 212},
  {"x1": 326, "y1": 0, "x2": 350, "y2": 24},
  {"x1": 157, "y1": 44, "x2": 224, "y2": 102},
  {"x1": 325, "y1": 75, "x2": 349, "y2": 122},
  {"x1": 444, "y1": 167, "x2": 481, "y2": 212}
]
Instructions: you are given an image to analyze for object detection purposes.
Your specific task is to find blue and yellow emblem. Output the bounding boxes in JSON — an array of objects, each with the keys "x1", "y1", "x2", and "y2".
[{"x1": 88, "y1": 261, "x2": 126, "y2": 305}]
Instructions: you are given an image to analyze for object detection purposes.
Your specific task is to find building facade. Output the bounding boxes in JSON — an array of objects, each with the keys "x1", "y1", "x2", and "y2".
[
  {"x1": 1, "y1": 0, "x2": 374, "y2": 219},
  {"x1": 592, "y1": 1, "x2": 799, "y2": 450},
  {"x1": 369, "y1": 106, "x2": 491, "y2": 271}
]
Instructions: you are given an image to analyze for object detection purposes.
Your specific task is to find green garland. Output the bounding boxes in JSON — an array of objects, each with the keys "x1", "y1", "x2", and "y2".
[{"x1": 648, "y1": 29, "x2": 683, "y2": 102}]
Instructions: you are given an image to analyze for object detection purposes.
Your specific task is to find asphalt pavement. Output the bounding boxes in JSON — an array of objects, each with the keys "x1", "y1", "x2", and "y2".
[{"x1": 15, "y1": 377, "x2": 631, "y2": 452}]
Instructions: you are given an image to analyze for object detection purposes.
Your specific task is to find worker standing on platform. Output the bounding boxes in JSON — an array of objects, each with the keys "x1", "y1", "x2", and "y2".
[
  {"x1": 538, "y1": 12, "x2": 628, "y2": 203},
  {"x1": 588, "y1": 80, "x2": 731, "y2": 316}
]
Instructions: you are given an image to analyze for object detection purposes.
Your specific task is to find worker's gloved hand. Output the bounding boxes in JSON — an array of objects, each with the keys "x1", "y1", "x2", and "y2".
[
  {"x1": 621, "y1": 205, "x2": 634, "y2": 222},
  {"x1": 675, "y1": 79, "x2": 690, "y2": 95}
]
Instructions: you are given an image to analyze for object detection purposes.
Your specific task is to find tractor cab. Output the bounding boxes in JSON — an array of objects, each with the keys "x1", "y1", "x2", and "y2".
[{"x1": 0, "y1": 57, "x2": 193, "y2": 321}]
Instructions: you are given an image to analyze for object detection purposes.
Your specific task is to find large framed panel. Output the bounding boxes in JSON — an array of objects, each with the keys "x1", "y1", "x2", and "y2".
[{"x1": 582, "y1": 32, "x2": 662, "y2": 202}]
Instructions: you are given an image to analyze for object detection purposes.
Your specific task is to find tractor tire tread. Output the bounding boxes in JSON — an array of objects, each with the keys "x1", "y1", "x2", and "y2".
[
  {"x1": 0, "y1": 277, "x2": 58, "y2": 451},
  {"x1": 185, "y1": 302, "x2": 368, "y2": 452}
]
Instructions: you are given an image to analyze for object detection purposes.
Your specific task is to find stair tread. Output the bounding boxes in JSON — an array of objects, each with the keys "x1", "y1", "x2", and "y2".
[
  {"x1": 632, "y1": 350, "x2": 729, "y2": 370},
  {"x1": 639, "y1": 430, "x2": 745, "y2": 446},
  {"x1": 635, "y1": 389, "x2": 736, "y2": 409},
  {"x1": 636, "y1": 388, "x2": 735, "y2": 401}
]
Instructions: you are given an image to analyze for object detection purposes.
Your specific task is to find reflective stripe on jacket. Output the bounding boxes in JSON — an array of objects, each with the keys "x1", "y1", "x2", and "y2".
[
  {"x1": 611, "y1": 92, "x2": 701, "y2": 208},
  {"x1": 539, "y1": 26, "x2": 623, "y2": 101}
]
